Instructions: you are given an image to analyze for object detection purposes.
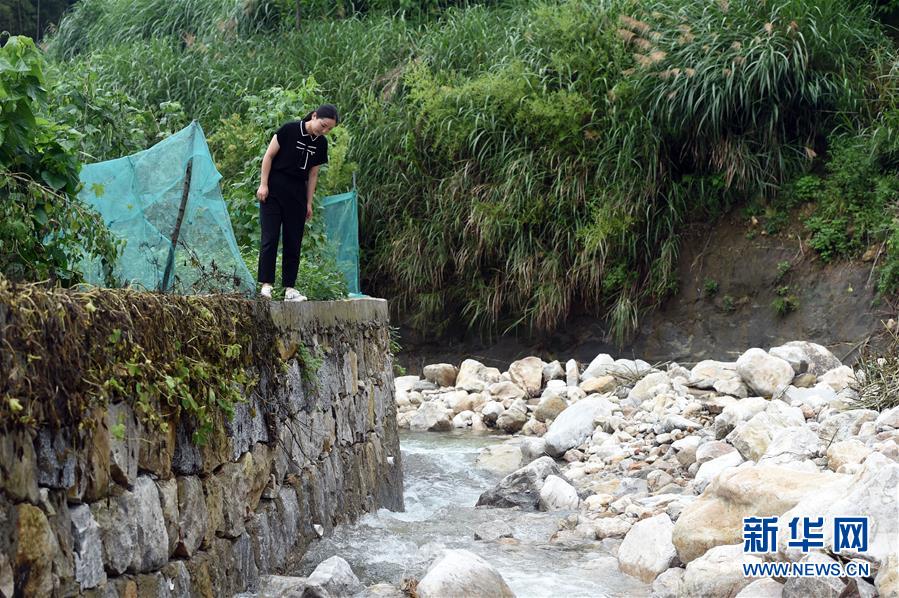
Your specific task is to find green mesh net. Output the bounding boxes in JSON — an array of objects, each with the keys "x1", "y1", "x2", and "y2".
[
  {"x1": 321, "y1": 188, "x2": 361, "y2": 297},
  {"x1": 77, "y1": 122, "x2": 362, "y2": 298},
  {"x1": 78, "y1": 122, "x2": 255, "y2": 294}
]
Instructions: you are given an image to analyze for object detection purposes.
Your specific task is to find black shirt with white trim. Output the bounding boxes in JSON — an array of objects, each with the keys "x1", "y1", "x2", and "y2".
[{"x1": 271, "y1": 119, "x2": 329, "y2": 182}]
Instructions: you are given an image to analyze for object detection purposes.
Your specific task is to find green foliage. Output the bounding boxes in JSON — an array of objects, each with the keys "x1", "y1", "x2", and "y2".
[
  {"x1": 40, "y1": 0, "x2": 896, "y2": 341},
  {"x1": 722, "y1": 294, "x2": 736, "y2": 313},
  {"x1": 702, "y1": 278, "x2": 719, "y2": 297},
  {"x1": 772, "y1": 285, "x2": 800, "y2": 316},
  {"x1": 775, "y1": 260, "x2": 792, "y2": 282},
  {"x1": 0, "y1": 35, "x2": 119, "y2": 285}
]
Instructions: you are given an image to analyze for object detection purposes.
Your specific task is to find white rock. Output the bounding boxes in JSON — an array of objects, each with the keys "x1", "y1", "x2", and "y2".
[
  {"x1": 757, "y1": 425, "x2": 822, "y2": 466},
  {"x1": 693, "y1": 451, "x2": 744, "y2": 493},
  {"x1": 452, "y1": 411, "x2": 474, "y2": 428},
  {"x1": 714, "y1": 397, "x2": 770, "y2": 438},
  {"x1": 409, "y1": 401, "x2": 452, "y2": 432},
  {"x1": 736, "y1": 348, "x2": 794, "y2": 397},
  {"x1": 875, "y1": 406, "x2": 899, "y2": 431},
  {"x1": 617, "y1": 513, "x2": 678, "y2": 583},
  {"x1": 508, "y1": 356, "x2": 545, "y2": 398},
  {"x1": 672, "y1": 436, "x2": 702, "y2": 467},
  {"x1": 675, "y1": 465, "x2": 850, "y2": 564},
  {"x1": 627, "y1": 372, "x2": 671, "y2": 403},
  {"x1": 565, "y1": 359, "x2": 580, "y2": 387},
  {"x1": 680, "y1": 544, "x2": 762, "y2": 597},
  {"x1": 539, "y1": 475, "x2": 579, "y2": 511},
  {"x1": 818, "y1": 366, "x2": 856, "y2": 393},
  {"x1": 543, "y1": 360, "x2": 565, "y2": 384},
  {"x1": 769, "y1": 341, "x2": 841, "y2": 375},
  {"x1": 817, "y1": 409, "x2": 878, "y2": 444},
  {"x1": 582, "y1": 353, "x2": 615, "y2": 380},
  {"x1": 457, "y1": 359, "x2": 501, "y2": 392},
  {"x1": 395, "y1": 375, "x2": 420, "y2": 393},
  {"x1": 307, "y1": 555, "x2": 364, "y2": 597},
  {"x1": 650, "y1": 567, "x2": 684, "y2": 598},
  {"x1": 735, "y1": 577, "x2": 784, "y2": 597},
  {"x1": 440, "y1": 390, "x2": 472, "y2": 415},
  {"x1": 488, "y1": 381, "x2": 527, "y2": 402},
  {"x1": 783, "y1": 384, "x2": 838, "y2": 413},
  {"x1": 593, "y1": 516, "x2": 632, "y2": 539},
  {"x1": 476, "y1": 444, "x2": 523, "y2": 475},
  {"x1": 875, "y1": 551, "x2": 898, "y2": 598},
  {"x1": 777, "y1": 452, "x2": 898, "y2": 564},
  {"x1": 726, "y1": 400, "x2": 804, "y2": 461},
  {"x1": 695, "y1": 441, "x2": 737, "y2": 465},
  {"x1": 496, "y1": 400, "x2": 528, "y2": 433},
  {"x1": 826, "y1": 439, "x2": 872, "y2": 472},
  {"x1": 417, "y1": 549, "x2": 515, "y2": 598},
  {"x1": 544, "y1": 396, "x2": 614, "y2": 457},
  {"x1": 690, "y1": 360, "x2": 740, "y2": 389}
]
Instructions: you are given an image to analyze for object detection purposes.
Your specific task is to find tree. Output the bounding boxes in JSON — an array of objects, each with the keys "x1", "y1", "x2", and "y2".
[{"x1": 0, "y1": 0, "x2": 74, "y2": 41}]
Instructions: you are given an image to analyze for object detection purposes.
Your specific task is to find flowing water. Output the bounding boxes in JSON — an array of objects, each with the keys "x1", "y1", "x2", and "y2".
[{"x1": 295, "y1": 431, "x2": 650, "y2": 597}]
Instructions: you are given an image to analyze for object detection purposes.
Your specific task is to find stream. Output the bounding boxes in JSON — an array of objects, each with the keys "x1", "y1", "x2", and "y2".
[{"x1": 295, "y1": 431, "x2": 650, "y2": 597}]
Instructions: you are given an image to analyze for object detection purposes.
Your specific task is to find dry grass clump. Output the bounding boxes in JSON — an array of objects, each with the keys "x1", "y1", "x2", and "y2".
[{"x1": 854, "y1": 326, "x2": 899, "y2": 411}]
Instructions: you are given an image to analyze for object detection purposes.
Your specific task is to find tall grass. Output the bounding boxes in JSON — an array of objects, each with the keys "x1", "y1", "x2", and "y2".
[{"x1": 45, "y1": 0, "x2": 893, "y2": 342}]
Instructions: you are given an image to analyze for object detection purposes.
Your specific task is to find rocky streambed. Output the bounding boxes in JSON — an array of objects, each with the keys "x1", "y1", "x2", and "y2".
[{"x1": 248, "y1": 341, "x2": 899, "y2": 597}]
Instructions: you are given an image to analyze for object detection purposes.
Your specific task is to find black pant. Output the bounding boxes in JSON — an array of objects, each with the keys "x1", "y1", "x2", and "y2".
[{"x1": 258, "y1": 189, "x2": 306, "y2": 288}]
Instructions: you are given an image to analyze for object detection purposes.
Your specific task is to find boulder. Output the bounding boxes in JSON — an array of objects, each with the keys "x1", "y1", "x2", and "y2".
[
  {"x1": 734, "y1": 578, "x2": 784, "y2": 597},
  {"x1": 776, "y1": 452, "x2": 898, "y2": 564},
  {"x1": 768, "y1": 341, "x2": 842, "y2": 376},
  {"x1": 496, "y1": 400, "x2": 528, "y2": 433},
  {"x1": 394, "y1": 376, "x2": 420, "y2": 392},
  {"x1": 627, "y1": 372, "x2": 671, "y2": 404},
  {"x1": 695, "y1": 441, "x2": 737, "y2": 465},
  {"x1": 875, "y1": 552, "x2": 897, "y2": 598},
  {"x1": 650, "y1": 567, "x2": 684, "y2": 598},
  {"x1": 423, "y1": 363, "x2": 458, "y2": 387},
  {"x1": 674, "y1": 465, "x2": 850, "y2": 563},
  {"x1": 538, "y1": 475, "x2": 579, "y2": 511},
  {"x1": 689, "y1": 360, "x2": 740, "y2": 390},
  {"x1": 543, "y1": 360, "x2": 565, "y2": 384},
  {"x1": 473, "y1": 520, "x2": 515, "y2": 542},
  {"x1": 456, "y1": 359, "x2": 502, "y2": 392},
  {"x1": 818, "y1": 366, "x2": 856, "y2": 393},
  {"x1": 617, "y1": 513, "x2": 677, "y2": 583},
  {"x1": 481, "y1": 401, "x2": 505, "y2": 426},
  {"x1": 475, "y1": 444, "x2": 523, "y2": 475},
  {"x1": 534, "y1": 394, "x2": 567, "y2": 423},
  {"x1": 409, "y1": 402, "x2": 452, "y2": 432},
  {"x1": 129, "y1": 476, "x2": 170, "y2": 572},
  {"x1": 757, "y1": 425, "x2": 821, "y2": 467},
  {"x1": 565, "y1": 359, "x2": 580, "y2": 387},
  {"x1": 783, "y1": 385, "x2": 838, "y2": 413},
  {"x1": 175, "y1": 476, "x2": 208, "y2": 557},
  {"x1": 736, "y1": 348, "x2": 794, "y2": 397},
  {"x1": 417, "y1": 550, "x2": 515, "y2": 598},
  {"x1": 594, "y1": 517, "x2": 633, "y2": 539},
  {"x1": 488, "y1": 381, "x2": 527, "y2": 403},
  {"x1": 875, "y1": 406, "x2": 899, "y2": 431},
  {"x1": 440, "y1": 390, "x2": 472, "y2": 415},
  {"x1": 508, "y1": 357, "x2": 545, "y2": 397},
  {"x1": 826, "y1": 439, "x2": 872, "y2": 472},
  {"x1": 817, "y1": 409, "x2": 878, "y2": 444},
  {"x1": 307, "y1": 556, "x2": 364, "y2": 597},
  {"x1": 476, "y1": 456, "x2": 561, "y2": 510},
  {"x1": 781, "y1": 553, "x2": 845, "y2": 597},
  {"x1": 672, "y1": 436, "x2": 701, "y2": 467},
  {"x1": 714, "y1": 397, "x2": 770, "y2": 438},
  {"x1": 580, "y1": 375, "x2": 617, "y2": 394},
  {"x1": 680, "y1": 544, "x2": 762, "y2": 598},
  {"x1": 725, "y1": 400, "x2": 804, "y2": 461},
  {"x1": 693, "y1": 452, "x2": 744, "y2": 493},
  {"x1": 544, "y1": 396, "x2": 614, "y2": 457},
  {"x1": 452, "y1": 411, "x2": 474, "y2": 428},
  {"x1": 582, "y1": 353, "x2": 615, "y2": 380}
]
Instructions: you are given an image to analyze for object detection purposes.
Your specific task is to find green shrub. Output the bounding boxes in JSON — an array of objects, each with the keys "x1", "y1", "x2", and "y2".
[{"x1": 0, "y1": 36, "x2": 118, "y2": 285}]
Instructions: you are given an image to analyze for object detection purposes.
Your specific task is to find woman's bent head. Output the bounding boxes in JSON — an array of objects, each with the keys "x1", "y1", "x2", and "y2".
[{"x1": 304, "y1": 104, "x2": 339, "y2": 136}]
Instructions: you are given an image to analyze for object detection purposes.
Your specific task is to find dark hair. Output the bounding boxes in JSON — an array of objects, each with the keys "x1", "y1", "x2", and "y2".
[{"x1": 303, "y1": 103, "x2": 339, "y2": 125}]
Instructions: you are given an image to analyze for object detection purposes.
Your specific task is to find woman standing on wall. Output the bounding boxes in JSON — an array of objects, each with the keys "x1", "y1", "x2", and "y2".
[{"x1": 256, "y1": 104, "x2": 338, "y2": 300}]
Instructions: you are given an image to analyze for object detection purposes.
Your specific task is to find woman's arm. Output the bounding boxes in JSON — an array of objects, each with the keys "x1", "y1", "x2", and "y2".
[
  {"x1": 306, "y1": 164, "x2": 320, "y2": 220},
  {"x1": 256, "y1": 135, "x2": 280, "y2": 202}
]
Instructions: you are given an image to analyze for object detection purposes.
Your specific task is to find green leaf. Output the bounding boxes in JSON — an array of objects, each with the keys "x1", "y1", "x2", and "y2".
[
  {"x1": 33, "y1": 205, "x2": 48, "y2": 226},
  {"x1": 40, "y1": 170, "x2": 66, "y2": 190}
]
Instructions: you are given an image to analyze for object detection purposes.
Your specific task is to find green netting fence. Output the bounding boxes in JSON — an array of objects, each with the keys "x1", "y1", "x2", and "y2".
[{"x1": 77, "y1": 122, "x2": 361, "y2": 297}]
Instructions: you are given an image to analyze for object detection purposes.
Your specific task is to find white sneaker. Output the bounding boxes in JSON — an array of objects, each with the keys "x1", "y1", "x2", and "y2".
[
  {"x1": 259, "y1": 283, "x2": 273, "y2": 299},
  {"x1": 284, "y1": 287, "x2": 307, "y2": 302}
]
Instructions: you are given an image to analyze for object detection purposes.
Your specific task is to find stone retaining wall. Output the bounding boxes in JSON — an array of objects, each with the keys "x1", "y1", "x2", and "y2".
[{"x1": 0, "y1": 298, "x2": 403, "y2": 597}]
